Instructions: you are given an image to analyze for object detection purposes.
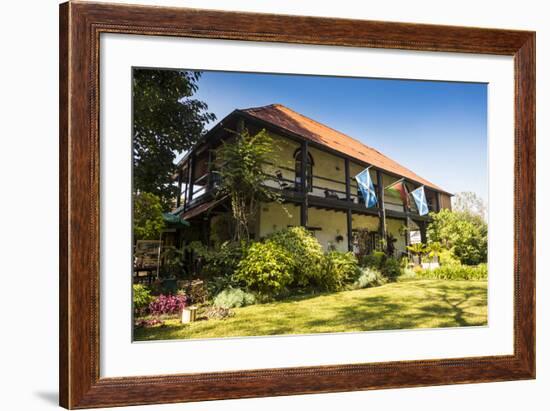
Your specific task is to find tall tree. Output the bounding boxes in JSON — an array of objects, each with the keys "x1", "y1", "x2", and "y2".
[
  {"x1": 452, "y1": 191, "x2": 487, "y2": 220},
  {"x1": 133, "y1": 69, "x2": 215, "y2": 207},
  {"x1": 427, "y1": 209, "x2": 487, "y2": 265},
  {"x1": 216, "y1": 129, "x2": 282, "y2": 241}
]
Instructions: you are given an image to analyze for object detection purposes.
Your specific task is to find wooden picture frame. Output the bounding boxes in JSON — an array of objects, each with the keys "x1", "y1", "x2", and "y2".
[{"x1": 59, "y1": 1, "x2": 535, "y2": 408}]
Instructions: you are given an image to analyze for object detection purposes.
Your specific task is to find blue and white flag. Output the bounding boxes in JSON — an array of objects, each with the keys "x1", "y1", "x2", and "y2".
[
  {"x1": 355, "y1": 167, "x2": 377, "y2": 208},
  {"x1": 410, "y1": 186, "x2": 429, "y2": 216}
]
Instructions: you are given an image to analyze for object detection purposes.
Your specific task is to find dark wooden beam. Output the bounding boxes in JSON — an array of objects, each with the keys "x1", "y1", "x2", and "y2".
[
  {"x1": 344, "y1": 158, "x2": 351, "y2": 201},
  {"x1": 300, "y1": 140, "x2": 309, "y2": 227},
  {"x1": 376, "y1": 170, "x2": 387, "y2": 241},
  {"x1": 346, "y1": 209, "x2": 353, "y2": 252},
  {"x1": 176, "y1": 169, "x2": 183, "y2": 208},
  {"x1": 187, "y1": 154, "x2": 195, "y2": 204}
]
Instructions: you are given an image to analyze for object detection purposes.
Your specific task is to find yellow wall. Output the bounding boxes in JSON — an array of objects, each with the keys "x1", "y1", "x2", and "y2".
[
  {"x1": 258, "y1": 201, "x2": 413, "y2": 256},
  {"x1": 386, "y1": 218, "x2": 407, "y2": 256},
  {"x1": 308, "y1": 208, "x2": 348, "y2": 252},
  {"x1": 258, "y1": 203, "x2": 348, "y2": 252},
  {"x1": 308, "y1": 146, "x2": 347, "y2": 197},
  {"x1": 258, "y1": 202, "x2": 300, "y2": 238}
]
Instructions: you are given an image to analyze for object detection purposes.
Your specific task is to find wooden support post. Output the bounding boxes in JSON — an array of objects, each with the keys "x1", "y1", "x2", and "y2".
[
  {"x1": 187, "y1": 154, "x2": 195, "y2": 204},
  {"x1": 376, "y1": 169, "x2": 386, "y2": 243},
  {"x1": 176, "y1": 169, "x2": 183, "y2": 208},
  {"x1": 345, "y1": 158, "x2": 353, "y2": 251},
  {"x1": 344, "y1": 158, "x2": 351, "y2": 201},
  {"x1": 182, "y1": 164, "x2": 189, "y2": 211},
  {"x1": 405, "y1": 214, "x2": 412, "y2": 248},
  {"x1": 206, "y1": 147, "x2": 213, "y2": 190},
  {"x1": 435, "y1": 191, "x2": 441, "y2": 212},
  {"x1": 346, "y1": 209, "x2": 353, "y2": 252},
  {"x1": 300, "y1": 140, "x2": 309, "y2": 227}
]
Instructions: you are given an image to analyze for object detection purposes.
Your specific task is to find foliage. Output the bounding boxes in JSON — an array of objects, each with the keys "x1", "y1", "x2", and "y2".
[
  {"x1": 452, "y1": 191, "x2": 487, "y2": 220},
  {"x1": 189, "y1": 241, "x2": 247, "y2": 279},
  {"x1": 406, "y1": 243, "x2": 427, "y2": 264},
  {"x1": 206, "y1": 275, "x2": 241, "y2": 299},
  {"x1": 148, "y1": 294, "x2": 188, "y2": 316},
  {"x1": 203, "y1": 306, "x2": 235, "y2": 320},
  {"x1": 133, "y1": 284, "x2": 154, "y2": 315},
  {"x1": 133, "y1": 192, "x2": 165, "y2": 240},
  {"x1": 353, "y1": 228, "x2": 372, "y2": 262},
  {"x1": 267, "y1": 227, "x2": 324, "y2": 287},
  {"x1": 135, "y1": 279, "x2": 488, "y2": 341},
  {"x1": 385, "y1": 233, "x2": 398, "y2": 256},
  {"x1": 161, "y1": 247, "x2": 186, "y2": 278},
  {"x1": 320, "y1": 251, "x2": 360, "y2": 291},
  {"x1": 178, "y1": 281, "x2": 209, "y2": 305},
  {"x1": 352, "y1": 267, "x2": 387, "y2": 289},
  {"x1": 134, "y1": 318, "x2": 164, "y2": 328},
  {"x1": 362, "y1": 251, "x2": 402, "y2": 281},
  {"x1": 381, "y1": 257, "x2": 402, "y2": 281},
  {"x1": 133, "y1": 69, "x2": 215, "y2": 206},
  {"x1": 235, "y1": 241, "x2": 294, "y2": 295},
  {"x1": 416, "y1": 264, "x2": 488, "y2": 281},
  {"x1": 438, "y1": 248, "x2": 460, "y2": 266},
  {"x1": 362, "y1": 251, "x2": 386, "y2": 270},
  {"x1": 213, "y1": 288, "x2": 257, "y2": 309},
  {"x1": 425, "y1": 242, "x2": 443, "y2": 262},
  {"x1": 427, "y1": 209, "x2": 488, "y2": 265},
  {"x1": 216, "y1": 129, "x2": 282, "y2": 241}
]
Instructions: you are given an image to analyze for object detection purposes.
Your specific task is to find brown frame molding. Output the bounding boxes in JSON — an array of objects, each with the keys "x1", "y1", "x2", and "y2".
[{"x1": 59, "y1": 1, "x2": 535, "y2": 408}]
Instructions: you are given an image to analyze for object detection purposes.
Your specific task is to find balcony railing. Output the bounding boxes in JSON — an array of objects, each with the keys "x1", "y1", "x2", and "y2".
[{"x1": 179, "y1": 167, "x2": 437, "y2": 217}]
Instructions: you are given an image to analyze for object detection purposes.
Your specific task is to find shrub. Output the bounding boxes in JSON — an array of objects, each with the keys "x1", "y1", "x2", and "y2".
[
  {"x1": 362, "y1": 251, "x2": 386, "y2": 269},
  {"x1": 352, "y1": 267, "x2": 386, "y2": 289},
  {"x1": 362, "y1": 251, "x2": 402, "y2": 281},
  {"x1": 213, "y1": 288, "x2": 257, "y2": 309},
  {"x1": 400, "y1": 267, "x2": 418, "y2": 281},
  {"x1": 133, "y1": 284, "x2": 154, "y2": 315},
  {"x1": 320, "y1": 251, "x2": 360, "y2": 291},
  {"x1": 187, "y1": 240, "x2": 247, "y2": 279},
  {"x1": 178, "y1": 280, "x2": 209, "y2": 305},
  {"x1": 235, "y1": 241, "x2": 294, "y2": 294},
  {"x1": 267, "y1": 227, "x2": 324, "y2": 287},
  {"x1": 417, "y1": 263, "x2": 487, "y2": 281},
  {"x1": 427, "y1": 209, "x2": 487, "y2": 265},
  {"x1": 206, "y1": 275, "x2": 240, "y2": 299},
  {"x1": 148, "y1": 294, "x2": 188, "y2": 316},
  {"x1": 438, "y1": 248, "x2": 461, "y2": 266},
  {"x1": 381, "y1": 257, "x2": 402, "y2": 281}
]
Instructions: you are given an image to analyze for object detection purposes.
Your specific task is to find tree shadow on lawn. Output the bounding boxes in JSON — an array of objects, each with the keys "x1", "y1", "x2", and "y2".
[
  {"x1": 313, "y1": 283, "x2": 487, "y2": 332},
  {"x1": 135, "y1": 281, "x2": 488, "y2": 340}
]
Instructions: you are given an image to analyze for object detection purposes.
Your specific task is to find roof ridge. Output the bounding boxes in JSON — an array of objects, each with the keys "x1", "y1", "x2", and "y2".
[
  {"x1": 240, "y1": 103, "x2": 445, "y2": 192},
  {"x1": 273, "y1": 104, "x2": 388, "y2": 158}
]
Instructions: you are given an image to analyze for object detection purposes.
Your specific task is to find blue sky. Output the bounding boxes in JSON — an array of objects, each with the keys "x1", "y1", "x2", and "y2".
[{"x1": 193, "y1": 70, "x2": 488, "y2": 203}]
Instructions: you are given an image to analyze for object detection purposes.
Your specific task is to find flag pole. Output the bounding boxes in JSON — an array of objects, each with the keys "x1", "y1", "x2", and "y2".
[{"x1": 384, "y1": 177, "x2": 405, "y2": 191}]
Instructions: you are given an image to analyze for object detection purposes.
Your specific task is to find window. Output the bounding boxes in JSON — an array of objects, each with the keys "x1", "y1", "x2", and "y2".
[{"x1": 294, "y1": 149, "x2": 314, "y2": 192}]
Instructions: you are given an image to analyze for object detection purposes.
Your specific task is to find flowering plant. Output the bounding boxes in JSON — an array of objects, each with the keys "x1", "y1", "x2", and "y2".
[{"x1": 148, "y1": 294, "x2": 187, "y2": 316}]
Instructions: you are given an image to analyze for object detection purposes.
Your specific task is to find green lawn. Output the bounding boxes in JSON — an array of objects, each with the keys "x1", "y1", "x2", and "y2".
[{"x1": 134, "y1": 279, "x2": 487, "y2": 341}]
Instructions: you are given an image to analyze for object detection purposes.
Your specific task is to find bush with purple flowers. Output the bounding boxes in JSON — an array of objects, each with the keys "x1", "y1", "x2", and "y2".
[{"x1": 148, "y1": 294, "x2": 188, "y2": 316}]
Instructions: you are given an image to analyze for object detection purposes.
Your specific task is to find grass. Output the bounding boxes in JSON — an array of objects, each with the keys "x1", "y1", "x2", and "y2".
[{"x1": 134, "y1": 279, "x2": 487, "y2": 341}]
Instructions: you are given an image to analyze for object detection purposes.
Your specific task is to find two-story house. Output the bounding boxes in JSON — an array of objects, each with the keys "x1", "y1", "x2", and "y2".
[{"x1": 172, "y1": 104, "x2": 452, "y2": 256}]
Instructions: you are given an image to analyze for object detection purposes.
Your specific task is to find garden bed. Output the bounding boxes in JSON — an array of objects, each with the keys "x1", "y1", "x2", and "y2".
[{"x1": 134, "y1": 279, "x2": 487, "y2": 341}]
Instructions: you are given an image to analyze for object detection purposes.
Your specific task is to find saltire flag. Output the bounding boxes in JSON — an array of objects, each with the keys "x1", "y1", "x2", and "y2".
[
  {"x1": 410, "y1": 186, "x2": 429, "y2": 216},
  {"x1": 355, "y1": 167, "x2": 378, "y2": 208},
  {"x1": 386, "y1": 178, "x2": 410, "y2": 208}
]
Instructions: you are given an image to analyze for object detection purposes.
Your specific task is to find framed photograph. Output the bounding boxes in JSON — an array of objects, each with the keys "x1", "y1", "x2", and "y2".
[{"x1": 59, "y1": 2, "x2": 535, "y2": 409}]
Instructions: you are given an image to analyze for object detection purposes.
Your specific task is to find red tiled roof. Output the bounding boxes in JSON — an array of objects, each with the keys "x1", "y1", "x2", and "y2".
[{"x1": 241, "y1": 104, "x2": 447, "y2": 193}]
